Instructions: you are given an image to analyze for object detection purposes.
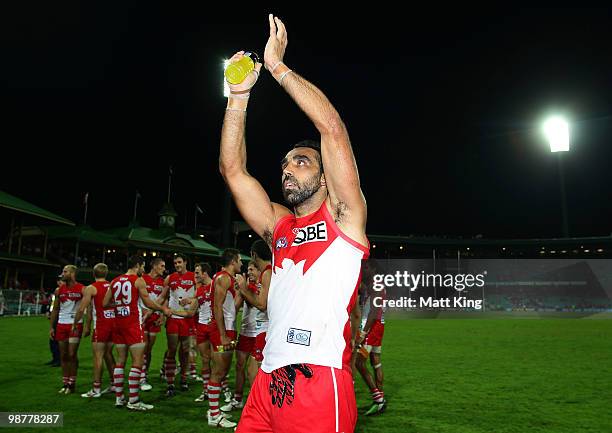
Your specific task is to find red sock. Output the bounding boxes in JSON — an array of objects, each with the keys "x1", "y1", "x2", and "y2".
[
  {"x1": 165, "y1": 358, "x2": 176, "y2": 386},
  {"x1": 207, "y1": 382, "x2": 221, "y2": 417},
  {"x1": 371, "y1": 388, "x2": 384, "y2": 403},
  {"x1": 128, "y1": 367, "x2": 141, "y2": 404},
  {"x1": 201, "y1": 369, "x2": 210, "y2": 391},
  {"x1": 113, "y1": 364, "x2": 124, "y2": 398}
]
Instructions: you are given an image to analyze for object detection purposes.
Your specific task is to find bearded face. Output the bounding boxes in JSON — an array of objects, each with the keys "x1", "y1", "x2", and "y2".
[{"x1": 282, "y1": 171, "x2": 322, "y2": 206}]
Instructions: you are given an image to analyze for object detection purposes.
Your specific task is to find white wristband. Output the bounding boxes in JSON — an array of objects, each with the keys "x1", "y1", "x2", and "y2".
[
  {"x1": 278, "y1": 69, "x2": 293, "y2": 86},
  {"x1": 228, "y1": 92, "x2": 250, "y2": 100},
  {"x1": 270, "y1": 61, "x2": 283, "y2": 73}
]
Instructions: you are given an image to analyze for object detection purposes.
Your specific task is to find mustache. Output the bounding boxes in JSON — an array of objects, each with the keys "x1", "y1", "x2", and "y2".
[{"x1": 282, "y1": 174, "x2": 297, "y2": 184}]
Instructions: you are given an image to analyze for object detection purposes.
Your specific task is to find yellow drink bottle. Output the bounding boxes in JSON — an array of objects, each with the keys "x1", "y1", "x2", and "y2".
[
  {"x1": 224, "y1": 51, "x2": 259, "y2": 85},
  {"x1": 216, "y1": 340, "x2": 237, "y2": 353}
]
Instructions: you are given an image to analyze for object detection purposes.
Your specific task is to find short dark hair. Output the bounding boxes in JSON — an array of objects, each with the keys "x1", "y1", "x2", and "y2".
[
  {"x1": 128, "y1": 255, "x2": 145, "y2": 269},
  {"x1": 221, "y1": 248, "x2": 240, "y2": 267},
  {"x1": 149, "y1": 257, "x2": 164, "y2": 268},
  {"x1": 293, "y1": 140, "x2": 322, "y2": 171},
  {"x1": 195, "y1": 262, "x2": 212, "y2": 275},
  {"x1": 251, "y1": 239, "x2": 271, "y2": 261},
  {"x1": 174, "y1": 253, "x2": 187, "y2": 262}
]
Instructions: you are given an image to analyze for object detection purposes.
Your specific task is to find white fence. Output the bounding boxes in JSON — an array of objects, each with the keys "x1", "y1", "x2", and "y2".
[{"x1": 0, "y1": 289, "x2": 48, "y2": 316}]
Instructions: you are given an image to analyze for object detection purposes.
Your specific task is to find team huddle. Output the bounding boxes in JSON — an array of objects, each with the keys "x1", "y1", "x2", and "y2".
[
  {"x1": 50, "y1": 244, "x2": 273, "y2": 419},
  {"x1": 50, "y1": 244, "x2": 386, "y2": 427}
]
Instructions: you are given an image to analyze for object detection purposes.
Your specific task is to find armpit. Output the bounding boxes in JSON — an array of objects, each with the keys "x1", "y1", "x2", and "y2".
[
  {"x1": 334, "y1": 201, "x2": 349, "y2": 224},
  {"x1": 262, "y1": 229, "x2": 273, "y2": 248}
]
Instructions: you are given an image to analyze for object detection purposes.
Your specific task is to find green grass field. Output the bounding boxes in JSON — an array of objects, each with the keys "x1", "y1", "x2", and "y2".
[{"x1": 1, "y1": 316, "x2": 612, "y2": 433}]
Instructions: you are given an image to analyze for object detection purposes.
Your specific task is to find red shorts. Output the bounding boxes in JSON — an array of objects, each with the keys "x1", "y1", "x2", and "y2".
[
  {"x1": 364, "y1": 321, "x2": 384, "y2": 348},
  {"x1": 144, "y1": 313, "x2": 161, "y2": 334},
  {"x1": 55, "y1": 323, "x2": 82, "y2": 341},
  {"x1": 210, "y1": 328, "x2": 237, "y2": 352},
  {"x1": 166, "y1": 317, "x2": 191, "y2": 337},
  {"x1": 236, "y1": 364, "x2": 356, "y2": 433},
  {"x1": 189, "y1": 317, "x2": 197, "y2": 337},
  {"x1": 113, "y1": 321, "x2": 145, "y2": 346},
  {"x1": 252, "y1": 332, "x2": 266, "y2": 362},
  {"x1": 92, "y1": 322, "x2": 113, "y2": 343},
  {"x1": 196, "y1": 322, "x2": 213, "y2": 344},
  {"x1": 236, "y1": 335, "x2": 256, "y2": 353}
]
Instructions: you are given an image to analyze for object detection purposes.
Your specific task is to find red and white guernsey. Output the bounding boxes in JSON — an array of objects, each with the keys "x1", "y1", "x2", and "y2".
[
  {"x1": 109, "y1": 274, "x2": 142, "y2": 325},
  {"x1": 167, "y1": 271, "x2": 196, "y2": 319},
  {"x1": 262, "y1": 201, "x2": 369, "y2": 373},
  {"x1": 91, "y1": 280, "x2": 114, "y2": 327},
  {"x1": 57, "y1": 282, "x2": 85, "y2": 324},
  {"x1": 254, "y1": 264, "x2": 272, "y2": 336},
  {"x1": 196, "y1": 283, "x2": 212, "y2": 325},
  {"x1": 141, "y1": 274, "x2": 164, "y2": 310},
  {"x1": 240, "y1": 282, "x2": 259, "y2": 337},
  {"x1": 210, "y1": 271, "x2": 237, "y2": 332}
]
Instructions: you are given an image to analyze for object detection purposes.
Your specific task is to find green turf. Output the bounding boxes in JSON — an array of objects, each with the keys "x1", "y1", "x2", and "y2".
[{"x1": 1, "y1": 316, "x2": 611, "y2": 432}]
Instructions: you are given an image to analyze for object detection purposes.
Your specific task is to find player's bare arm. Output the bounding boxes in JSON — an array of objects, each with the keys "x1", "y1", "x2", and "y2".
[
  {"x1": 238, "y1": 268, "x2": 271, "y2": 311},
  {"x1": 213, "y1": 274, "x2": 231, "y2": 348},
  {"x1": 73, "y1": 285, "x2": 95, "y2": 331},
  {"x1": 171, "y1": 298, "x2": 197, "y2": 318},
  {"x1": 137, "y1": 278, "x2": 171, "y2": 316},
  {"x1": 83, "y1": 303, "x2": 92, "y2": 338},
  {"x1": 219, "y1": 52, "x2": 291, "y2": 247},
  {"x1": 102, "y1": 285, "x2": 114, "y2": 308},
  {"x1": 265, "y1": 15, "x2": 367, "y2": 245},
  {"x1": 233, "y1": 274, "x2": 246, "y2": 310}
]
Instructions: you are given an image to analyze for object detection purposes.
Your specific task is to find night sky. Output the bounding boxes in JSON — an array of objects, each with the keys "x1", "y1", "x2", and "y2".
[{"x1": 3, "y1": 6, "x2": 612, "y2": 240}]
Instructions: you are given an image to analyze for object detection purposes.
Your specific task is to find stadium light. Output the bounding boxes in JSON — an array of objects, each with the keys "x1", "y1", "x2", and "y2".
[
  {"x1": 542, "y1": 115, "x2": 571, "y2": 237},
  {"x1": 543, "y1": 116, "x2": 570, "y2": 152}
]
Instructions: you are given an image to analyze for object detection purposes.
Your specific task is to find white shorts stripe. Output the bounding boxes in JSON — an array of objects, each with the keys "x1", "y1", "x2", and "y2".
[{"x1": 330, "y1": 367, "x2": 339, "y2": 432}]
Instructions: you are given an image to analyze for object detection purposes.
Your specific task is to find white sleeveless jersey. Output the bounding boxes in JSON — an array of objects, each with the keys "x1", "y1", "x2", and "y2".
[
  {"x1": 254, "y1": 306, "x2": 269, "y2": 335},
  {"x1": 196, "y1": 283, "x2": 213, "y2": 325},
  {"x1": 57, "y1": 283, "x2": 84, "y2": 324},
  {"x1": 167, "y1": 272, "x2": 196, "y2": 319},
  {"x1": 254, "y1": 265, "x2": 272, "y2": 335},
  {"x1": 261, "y1": 202, "x2": 369, "y2": 373},
  {"x1": 211, "y1": 271, "x2": 237, "y2": 332},
  {"x1": 240, "y1": 283, "x2": 259, "y2": 337}
]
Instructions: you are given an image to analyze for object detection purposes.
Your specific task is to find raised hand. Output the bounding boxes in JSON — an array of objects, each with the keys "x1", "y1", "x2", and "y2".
[{"x1": 264, "y1": 14, "x2": 288, "y2": 72}]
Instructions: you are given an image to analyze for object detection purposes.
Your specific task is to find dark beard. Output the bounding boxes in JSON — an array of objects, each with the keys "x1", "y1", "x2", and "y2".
[{"x1": 282, "y1": 174, "x2": 321, "y2": 206}]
